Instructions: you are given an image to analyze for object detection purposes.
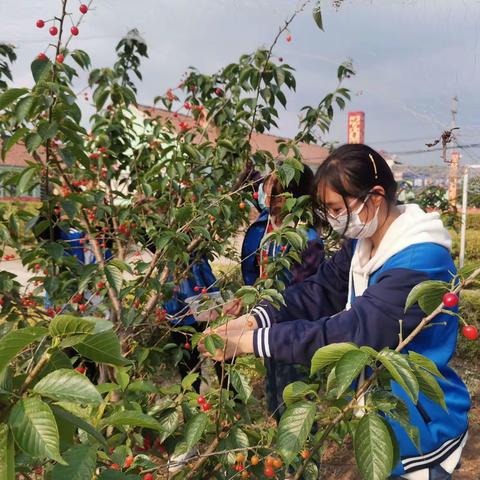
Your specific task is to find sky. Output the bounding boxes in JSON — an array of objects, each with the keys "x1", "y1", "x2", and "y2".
[{"x1": 2, "y1": 0, "x2": 480, "y2": 166}]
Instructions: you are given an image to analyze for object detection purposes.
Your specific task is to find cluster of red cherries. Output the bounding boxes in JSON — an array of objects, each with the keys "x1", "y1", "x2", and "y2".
[{"x1": 35, "y1": 3, "x2": 89, "y2": 63}]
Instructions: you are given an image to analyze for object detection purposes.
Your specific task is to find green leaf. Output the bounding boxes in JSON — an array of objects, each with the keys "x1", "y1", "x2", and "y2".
[
  {"x1": 0, "y1": 327, "x2": 48, "y2": 372},
  {"x1": 49, "y1": 315, "x2": 96, "y2": 337},
  {"x1": 413, "y1": 367, "x2": 447, "y2": 410},
  {"x1": 303, "y1": 461, "x2": 319, "y2": 480},
  {"x1": 9, "y1": 397, "x2": 64, "y2": 464},
  {"x1": 105, "y1": 264, "x2": 123, "y2": 293},
  {"x1": 51, "y1": 444, "x2": 97, "y2": 480},
  {"x1": 31, "y1": 58, "x2": 51, "y2": 83},
  {"x1": 204, "y1": 334, "x2": 224, "y2": 356},
  {"x1": 51, "y1": 405, "x2": 107, "y2": 448},
  {"x1": 16, "y1": 165, "x2": 38, "y2": 194},
  {"x1": 33, "y1": 369, "x2": 102, "y2": 405},
  {"x1": 75, "y1": 330, "x2": 128, "y2": 366},
  {"x1": 103, "y1": 411, "x2": 164, "y2": 431},
  {"x1": 0, "y1": 424, "x2": 15, "y2": 480},
  {"x1": 385, "y1": 400, "x2": 420, "y2": 452},
  {"x1": 377, "y1": 349, "x2": 419, "y2": 403},
  {"x1": 335, "y1": 349, "x2": 370, "y2": 398},
  {"x1": 312, "y1": 4, "x2": 324, "y2": 30},
  {"x1": 156, "y1": 408, "x2": 179, "y2": 444},
  {"x1": 184, "y1": 413, "x2": 208, "y2": 451},
  {"x1": 181, "y1": 373, "x2": 199, "y2": 391},
  {"x1": 407, "y1": 351, "x2": 444, "y2": 379},
  {"x1": 404, "y1": 280, "x2": 449, "y2": 314},
  {"x1": 230, "y1": 370, "x2": 253, "y2": 403},
  {"x1": 277, "y1": 400, "x2": 316, "y2": 465},
  {"x1": 25, "y1": 132, "x2": 43, "y2": 153},
  {"x1": 71, "y1": 50, "x2": 91, "y2": 70},
  {"x1": 1, "y1": 128, "x2": 28, "y2": 159},
  {"x1": 310, "y1": 343, "x2": 358, "y2": 375},
  {"x1": 44, "y1": 241, "x2": 65, "y2": 260},
  {"x1": 282, "y1": 381, "x2": 317, "y2": 406},
  {"x1": 15, "y1": 95, "x2": 35, "y2": 122},
  {"x1": 0, "y1": 88, "x2": 28, "y2": 110},
  {"x1": 354, "y1": 413, "x2": 394, "y2": 480}
]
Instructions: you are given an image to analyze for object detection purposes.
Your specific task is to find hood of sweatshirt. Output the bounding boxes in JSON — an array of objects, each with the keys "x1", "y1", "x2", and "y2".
[{"x1": 348, "y1": 203, "x2": 452, "y2": 304}]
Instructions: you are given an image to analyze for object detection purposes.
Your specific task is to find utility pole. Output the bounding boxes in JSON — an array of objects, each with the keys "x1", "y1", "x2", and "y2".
[{"x1": 447, "y1": 95, "x2": 459, "y2": 207}]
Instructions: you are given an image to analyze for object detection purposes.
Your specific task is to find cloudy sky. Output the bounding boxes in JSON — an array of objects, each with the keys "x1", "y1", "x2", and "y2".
[{"x1": 2, "y1": 0, "x2": 480, "y2": 165}]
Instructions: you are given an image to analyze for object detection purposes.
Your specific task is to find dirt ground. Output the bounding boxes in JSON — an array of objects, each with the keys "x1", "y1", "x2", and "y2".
[{"x1": 318, "y1": 357, "x2": 480, "y2": 479}]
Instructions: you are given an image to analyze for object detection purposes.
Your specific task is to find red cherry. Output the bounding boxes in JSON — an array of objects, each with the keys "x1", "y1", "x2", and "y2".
[
  {"x1": 79, "y1": 4, "x2": 88, "y2": 14},
  {"x1": 78, "y1": 304, "x2": 87, "y2": 313},
  {"x1": 264, "y1": 466, "x2": 275, "y2": 478},
  {"x1": 34, "y1": 263, "x2": 41, "y2": 270},
  {"x1": 89, "y1": 153, "x2": 100, "y2": 160},
  {"x1": 300, "y1": 450, "x2": 310, "y2": 459},
  {"x1": 72, "y1": 293, "x2": 83, "y2": 303},
  {"x1": 280, "y1": 245, "x2": 287, "y2": 252},
  {"x1": 197, "y1": 395, "x2": 206, "y2": 405},
  {"x1": 75, "y1": 366, "x2": 86, "y2": 374},
  {"x1": 143, "y1": 474, "x2": 154, "y2": 480},
  {"x1": 201, "y1": 402, "x2": 212, "y2": 412},
  {"x1": 239, "y1": 201, "x2": 246, "y2": 210},
  {"x1": 124, "y1": 455, "x2": 134, "y2": 468},
  {"x1": 184, "y1": 101, "x2": 191, "y2": 110},
  {"x1": 46, "y1": 308, "x2": 55, "y2": 318},
  {"x1": 194, "y1": 286, "x2": 200, "y2": 292},
  {"x1": 37, "y1": 52, "x2": 48, "y2": 61},
  {"x1": 36, "y1": 19, "x2": 45, "y2": 28},
  {"x1": 215, "y1": 88, "x2": 223, "y2": 96},
  {"x1": 443, "y1": 293, "x2": 459, "y2": 308},
  {"x1": 253, "y1": 191, "x2": 259, "y2": 200},
  {"x1": 97, "y1": 281, "x2": 106, "y2": 289},
  {"x1": 201, "y1": 288, "x2": 208, "y2": 295},
  {"x1": 286, "y1": 34, "x2": 292, "y2": 42},
  {"x1": 56, "y1": 54, "x2": 64, "y2": 64},
  {"x1": 184, "y1": 342, "x2": 191, "y2": 350},
  {"x1": 110, "y1": 464, "x2": 120, "y2": 471},
  {"x1": 49, "y1": 26, "x2": 58, "y2": 36},
  {"x1": 462, "y1": 325, "x2": 478, "y2": 340},
  {"x1": 71, "y1": 26, "x2": 79, "y2": 36}
]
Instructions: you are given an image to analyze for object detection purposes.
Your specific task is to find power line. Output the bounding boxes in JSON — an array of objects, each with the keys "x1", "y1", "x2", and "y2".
[{"x1": 389, "y1": 143, "x2": 480, "y2": 156}]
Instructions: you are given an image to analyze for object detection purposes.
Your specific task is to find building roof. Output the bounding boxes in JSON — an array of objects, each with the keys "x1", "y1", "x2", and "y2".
[
  {"x1": 0, "y1": 142, "x2": 38, "y2": 168},
  {"x1": 138, "y1": 105, "x2": 329, "y2": 167},
  {"x1": 1, "y1": 106, "x2": 329, "y2": 169}
]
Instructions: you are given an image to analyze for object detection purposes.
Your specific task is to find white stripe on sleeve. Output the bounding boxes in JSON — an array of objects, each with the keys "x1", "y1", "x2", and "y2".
[{"x1": 263, "y1": 327, "x2": 271, "y2": 358}]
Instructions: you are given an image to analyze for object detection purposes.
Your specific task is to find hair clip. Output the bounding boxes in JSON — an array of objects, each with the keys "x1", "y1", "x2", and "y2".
[{"x1": 369, "y1": 154, "x2": 379, "y2": 179}]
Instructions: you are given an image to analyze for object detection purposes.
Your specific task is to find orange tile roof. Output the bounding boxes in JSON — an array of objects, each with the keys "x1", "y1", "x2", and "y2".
[
  {"x1": 139, "y1": 105, "x2": 329, "y2": 166},
  {"x1": 1, "y1": 107, "x2": 329, "y2": 170}
]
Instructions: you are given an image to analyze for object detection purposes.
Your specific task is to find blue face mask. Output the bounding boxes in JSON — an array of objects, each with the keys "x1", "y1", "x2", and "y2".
[{"x1": 257, "y1": 183, "x2": 267, "y2": 210}]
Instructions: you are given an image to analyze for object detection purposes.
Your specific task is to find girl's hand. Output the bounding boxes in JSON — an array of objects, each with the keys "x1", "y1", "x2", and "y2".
[
  {"x1": 198, "y1": 330, "x2": 254, "y2": 361},
  {"x1": 222, "y1": 297, "x2": 244, "y2": 317},
  {"x1": 213, "y1": 313, "x2": 257, "y2": 336}
]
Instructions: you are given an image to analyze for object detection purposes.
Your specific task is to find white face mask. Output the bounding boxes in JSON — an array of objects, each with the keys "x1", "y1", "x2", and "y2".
[
  {"x1": 257, "y1": 183, "x2": 267, "y2": 210},
  {"x1": 327, "y1": 195, "x2": 380, "y2": 239}
]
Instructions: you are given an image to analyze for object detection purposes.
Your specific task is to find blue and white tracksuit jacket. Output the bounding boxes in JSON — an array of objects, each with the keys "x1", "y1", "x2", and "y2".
[
  {"x1": 241, "y1": 209, "x2": 324, "y2": 417},
  {"x1": 250, "y1": 205, "x2": 470, "y2": 477}
]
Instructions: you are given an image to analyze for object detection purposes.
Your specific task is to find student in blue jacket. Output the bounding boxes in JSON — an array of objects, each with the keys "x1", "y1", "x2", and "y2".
[
  {"x1": 203, "y1": 144, "x2": 470, "y2": 480},
  {"x1": 235, "y1": 166, "x2": 325, "y2": 418}
]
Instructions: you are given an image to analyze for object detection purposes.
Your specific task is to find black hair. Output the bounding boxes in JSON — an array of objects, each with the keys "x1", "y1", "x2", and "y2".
[
  {"x1": 313, "y1": 144, "x2": 397, "y2": 232},
  {"x1": 271, "y1": 163, "x2": 315, "y2": 198}
]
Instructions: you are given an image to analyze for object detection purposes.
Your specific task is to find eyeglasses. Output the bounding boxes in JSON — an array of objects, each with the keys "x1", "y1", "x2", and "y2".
[{"x1": 314, "y1": 193, "x2": 372, "y2": 221}]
